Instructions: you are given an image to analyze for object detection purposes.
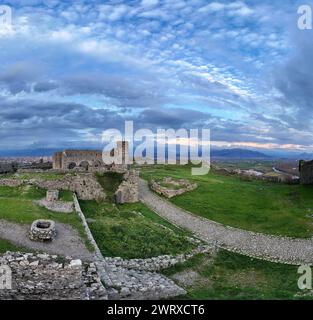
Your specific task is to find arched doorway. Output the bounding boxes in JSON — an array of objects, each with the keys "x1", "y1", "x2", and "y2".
[
  {"x1": 79, "y1": 161, "x2": 89, "y2": 171},
  {"x1": 93, "y1": 160, "x2": 102, "y2": 168},
  {"x1": 68, "y1": 162, "x2": 77, "y2": 170}
]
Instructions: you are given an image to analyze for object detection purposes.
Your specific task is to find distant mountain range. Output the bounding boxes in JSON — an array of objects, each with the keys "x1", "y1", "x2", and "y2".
[
  {"x1": 297, "y1": 153, "x2": 313, "y2": 160},
  {"x1": 0, "y1": 148, "x2": 60, "y2": 157},
  {"x1": 211, "y1": 148, "x2": 271, "y2": 159},
  {"x1": 0, "y1": 147, "x2": 311, "y2": 161}
]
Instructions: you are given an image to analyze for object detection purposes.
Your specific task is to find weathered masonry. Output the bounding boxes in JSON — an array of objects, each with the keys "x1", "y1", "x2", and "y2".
[
  {"x1": 299, "y1": 160, "x2": 313, "y2": 184},
  {"x1": 52, "y1": 141, "x2": 129, "y2": 171}
]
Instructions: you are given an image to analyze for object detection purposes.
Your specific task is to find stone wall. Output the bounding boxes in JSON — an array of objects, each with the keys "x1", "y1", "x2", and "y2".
[
  {"x1": 150, "y1": 177, "x2": 197, "y2": 198},
  {"x1": 52, "y1": 141, "x2": 129, "y2": 171},
  {"x1": 37, "y1": 174, "x2": 106, "y2": 201},
  {"x1": 0, "y1": 179, "x2": 24, "y2": 187},
  {"x1": 115, "y1": 170, "x2": 139, "y2": 204},
  {"x1": 300, "y1": 160, "x2": 313, "y2": 185},
  {"x1": 0, "y1": 252, "x2": 107, "y2": 300},
  {"x1": 0, "y1": 174, "x2": 106, "y2": 201},
  {"x1": 46, "y1": 190, "x2": 59, "y2": 201},
  {"x1": 104, "y1": 245, "x2": 212, "y2": 272},
  {"x1": 35, "y1": 199, "x2": 74, "y2": 213}
]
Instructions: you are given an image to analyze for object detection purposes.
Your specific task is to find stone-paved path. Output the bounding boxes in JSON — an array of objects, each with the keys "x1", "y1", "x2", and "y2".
[{"x1": 139, "y1": 179, "x2": 313, "y2": 265}]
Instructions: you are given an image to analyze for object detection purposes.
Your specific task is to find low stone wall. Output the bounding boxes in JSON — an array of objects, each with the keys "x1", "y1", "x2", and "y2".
[
  {"x1": 0, "y1": 252, "x2": 107, "y2": 300},
  {"x1": 0, "y1": 179, "x2": 24, "y2": 187},
  {"x1": 73, "y1": 194, "x2": 104, "y2": 260},
  {"x1": 104, "y1": 245, "x2": 212, "y2": 272},
  {"x1": 150, "y1": 177, "x2": 197, "y2": 198},
  {"x1": 35, "y1": 199, "x2": 74, "y2": 213}
]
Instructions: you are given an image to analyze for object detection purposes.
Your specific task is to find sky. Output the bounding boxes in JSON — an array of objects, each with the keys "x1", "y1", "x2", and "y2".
[{"x1": 0, "y1": 0, "x2": 312, "y2": 155}]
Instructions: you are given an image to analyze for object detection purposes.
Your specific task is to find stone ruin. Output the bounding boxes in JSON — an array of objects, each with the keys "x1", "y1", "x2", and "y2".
[
  {"x1": 150, "y1": 177, "x2": 198, "y2": 199},
  {"x1": 299, "y1": 160, "x2": 313, "y2": 185},
  {"x1": 35, "y1": 189, "x2": 74, "y2": 213},
  {"x1": 0, "y1": 252, "x2": 107, "y2": 300},
  {"x1": 0, "y1": 173, "x2": 106, "y2": 202},
  {"x1": 115, "y1": 170, "x2": 139, "y2": 204},
  {"x1": 46, "y1": 190, "x2": 59, "y2": 202},
  {"x1": 52, "y1": 141, "x2": 129, "y2": 172},
  {"x1": 29, "y1": 219, "x2": 57, "y2": 242}
]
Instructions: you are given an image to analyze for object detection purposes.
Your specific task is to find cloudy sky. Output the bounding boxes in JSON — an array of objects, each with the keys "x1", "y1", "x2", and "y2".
[{"x1": 0, "y1": 0, "x2": 312, "y2": 154}]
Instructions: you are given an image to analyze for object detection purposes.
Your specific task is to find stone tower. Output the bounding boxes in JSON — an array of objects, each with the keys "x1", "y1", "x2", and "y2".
[
  {"x1": 116, "y1": 140, "x2": 129, "y2": 165},
  {"x1": 52, "y1": 152, "x2": 63, "y2": 170}
]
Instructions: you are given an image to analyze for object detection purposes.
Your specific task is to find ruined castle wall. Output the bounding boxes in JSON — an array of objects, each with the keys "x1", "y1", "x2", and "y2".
[
  {"x1": 32, "y1": 174, "x2": 106, "y2": 201},
  {"x1": 52, "y1": 152, "x2": 63, "y2": 170},
  {"x1": 62, "y1": 151, "x2": 104, "y2": 169},
  {"x1": 115, "y1": 170, "x2": 139, "y2": 204},
  {"x1": 0, "y1": 174, "x2": 106, "y2": 201},
  {"x1": 300, "y1": 160, "x2": 313, "y2": 185},
  {"x1": 52, "y1": 142, "x2": 129, "y2": 171}
]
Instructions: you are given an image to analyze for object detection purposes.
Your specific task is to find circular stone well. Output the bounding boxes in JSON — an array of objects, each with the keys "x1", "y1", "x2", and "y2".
[{"x1": 29, "y1": 219, "x2": 57, "y2": 242}]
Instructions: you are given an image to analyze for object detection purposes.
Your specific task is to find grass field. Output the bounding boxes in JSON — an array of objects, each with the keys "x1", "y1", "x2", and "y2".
[
  {"x1": 0, "y1": 185, "x2": 92, "y2": 250},
  {"x1": 163, "y1": 249, "x2": 307, "y2": 300},
  {"x1": 140, "y1": 164, "x2": 313, "y2": 238},
  {"x1": 80, "y1": 200, "x2": 196, "y2": 259}
]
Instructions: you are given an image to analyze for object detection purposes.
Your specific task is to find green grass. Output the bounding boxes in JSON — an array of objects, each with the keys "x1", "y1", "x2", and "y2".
[
  {"x1": 96, "y1": 171, "x2": 124, "y2": 201},
  {"x1": 140, "y1": 164, "x2": 313, "y2": 238},
  {"x1": 159, "y1": 182, "x2": 183, "y2": 190},
  {"x1": 0, "y1": 238, "x2": 28, "y2": 254},
  {"x1": 59, "y1": 190, "x2": 74, "y2": 202},
  {"x1": 0, "y1": 185, "x2": 93, "y2": 252},
  {"x1": 163, "y1": 249, "x2": 309, "y2": 300},
  {"x1": 80, "y1": 200, "x2": 195, "y2": 259}
]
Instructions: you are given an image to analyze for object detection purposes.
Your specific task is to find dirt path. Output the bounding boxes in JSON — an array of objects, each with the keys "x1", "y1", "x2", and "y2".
[
  {"x1": 0, "y1": 219, "x2": 93, "y2": 261},
  {"x1": 139, "y1": 179, "x2": 313, "y2": 265}
]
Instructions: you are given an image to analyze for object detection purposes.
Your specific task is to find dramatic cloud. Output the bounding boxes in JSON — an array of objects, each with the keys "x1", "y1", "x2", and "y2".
[
  {"x1": 275, "y1": 32, "x2": 313, "y2": 129},
  {"x1": 0, "y1": 0, "x2": 311, "y2": 153}
]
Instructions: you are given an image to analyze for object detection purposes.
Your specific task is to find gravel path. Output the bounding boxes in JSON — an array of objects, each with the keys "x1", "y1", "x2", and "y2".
[
  {"x1": 139, "y1": 179, "x2": 313, "y2": 265},
  {"x1": 0, "y1": 219, "x2": 93, "y2": 261}
]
